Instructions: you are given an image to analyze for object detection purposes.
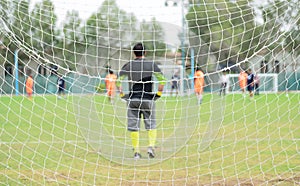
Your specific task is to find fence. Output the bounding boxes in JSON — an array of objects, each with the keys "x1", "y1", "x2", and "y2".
[{"x1": 0, "y1": 72, "x2": 299, "y2": 95}]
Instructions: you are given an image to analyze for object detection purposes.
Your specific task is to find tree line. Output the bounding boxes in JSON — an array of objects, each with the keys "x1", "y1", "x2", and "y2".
[
  {"x1": 0, "y1": 0, "x2": 299, "y2": 74},
  {"x1": 186, "y1": 0, "x2": 299, "y2": 69},
  {"x1": 0, "y1": 0, "x2": 166, "y2": 74}
]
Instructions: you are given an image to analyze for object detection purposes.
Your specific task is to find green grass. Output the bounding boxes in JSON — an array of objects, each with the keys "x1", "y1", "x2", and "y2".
[{"x1": 0, "y1": 93, "x2": 299, "y2": 185}]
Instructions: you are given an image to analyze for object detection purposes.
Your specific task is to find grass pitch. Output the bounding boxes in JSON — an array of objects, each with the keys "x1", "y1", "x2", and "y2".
[{"x1": 1, "y1": 93, "x2": 299, "y2": 185}]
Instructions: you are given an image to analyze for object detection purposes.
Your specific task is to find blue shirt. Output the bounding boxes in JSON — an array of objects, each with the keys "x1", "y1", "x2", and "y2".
[{"x1": 247, "y1": 73, "x2": 254, "y2": 85}]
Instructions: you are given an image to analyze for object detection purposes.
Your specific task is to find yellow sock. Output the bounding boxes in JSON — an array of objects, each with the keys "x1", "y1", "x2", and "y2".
[
  {"x1": 131, "y1": 131, "x2": 139, "y2": 153},
  {"x1": 148, "y1": 129, "x2": 157, "y2": 147}
]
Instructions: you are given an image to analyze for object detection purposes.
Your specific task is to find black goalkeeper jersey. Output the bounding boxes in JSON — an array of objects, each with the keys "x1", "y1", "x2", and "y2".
[{"x1": 119, "y1": 58, "x2": 162, "y2": 100}]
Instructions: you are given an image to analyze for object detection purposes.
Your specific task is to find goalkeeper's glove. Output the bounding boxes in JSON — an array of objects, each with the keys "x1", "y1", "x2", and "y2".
[
  {"x1": 119, "y1": 92, "x2": 130, "y2": 101},
  {"x1": 154, "y1": 91, "x2": 162, "y2": 100}
]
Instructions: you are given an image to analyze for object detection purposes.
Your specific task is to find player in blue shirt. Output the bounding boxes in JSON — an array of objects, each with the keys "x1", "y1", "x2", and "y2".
[
  {"x1": 247, "y1": 68, "x2": 254, "y2": 98},
  {"x1": 57, "y1": 75, "x2": 66, "y2": 99}
]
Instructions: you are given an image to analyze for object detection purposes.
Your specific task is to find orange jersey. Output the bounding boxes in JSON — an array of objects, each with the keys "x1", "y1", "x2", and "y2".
[
  {"x1": 194, "y1": 70, "x2": 205, "y2": 93},
  {"x1": 238, "y1": 72, "x2": 247, "y2": 89},
  {"x1": 105, "y1": 74, "x2": 117, "y2": 96},
  {"x1": 25, "y1": 76, "x2": 33, "y2": 94}
]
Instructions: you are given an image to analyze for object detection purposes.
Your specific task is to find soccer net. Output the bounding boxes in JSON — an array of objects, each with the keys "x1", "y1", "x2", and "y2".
[{"x1": 1, "y1": 0, "x2": 300, "y2": 185}]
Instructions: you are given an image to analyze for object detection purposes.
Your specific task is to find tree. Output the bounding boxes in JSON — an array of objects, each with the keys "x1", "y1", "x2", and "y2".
[
  {"x1": 84, "y1": 0, "x2": 137, "y2": 47},
  {"x1": 59, "y1": 10, "x2": 83, "y2": 70},
  {"x1": 186, "y1": 0, "x2": 260, "y2": 69},
  {"x1": 11, "y1": 0, "x2": 32, "y2": 46},
  {"x1": 0, "y1": 0, "x2": 32, "y2": 67},
  {"x1": 81, "y1": 0, "x2": 138, "y2": 74},
  {"x1": 0, "y1": 0, "x2": 10, "y2": 65},
  {"x1": 283, "y1": 0, "x2": 300, "y2": 55},
  {"x1": 135, "y1": 18, "x2": 167, "y2": 57},
  {"x1": 0, "y1": 0, "x2": 10, "y2": 26},
  {"x1": 260, "y1": 0, "x2": 300, "y2": 55},
  {"x1": 30, "y1": 0, "x2": 58, "y2": 56}
]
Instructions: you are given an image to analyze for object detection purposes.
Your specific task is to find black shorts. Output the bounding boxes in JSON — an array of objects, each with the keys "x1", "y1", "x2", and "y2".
[
  {"x1": 58, "y1": 87, "x2": 65, "y2": 93},
  {"x1": 247, "y1": 85, "x2": 254, "y2": 91}
]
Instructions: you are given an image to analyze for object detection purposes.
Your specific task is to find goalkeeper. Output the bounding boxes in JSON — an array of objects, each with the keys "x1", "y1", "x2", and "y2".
[{"x1": 116, "y1": 42, "x2": 166, "y2": 160}]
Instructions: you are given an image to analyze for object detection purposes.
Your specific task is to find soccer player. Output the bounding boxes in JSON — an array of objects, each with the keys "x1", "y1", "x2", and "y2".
[
  {"x1": 25, "y1": 74, "x2": 34, "y2": 100},
  {"x1": 247, "y1": 68, "x2": 255, "y2": 98},
  {"x1": 219, "y1": 70, "x2": 229, "y2": 96},
  {"x1": 238, "y1": 69, "x2": 248, "y2": 97},
  {"x1": 105, "y1": 69, "x2": 117, "y2": 103},
  {"x1": 254, "y1": 73, "x2": 260, "y2": 95},
  {"x1": 170, "y1": 71, "x2": 180, "y2": 96},
  {"x1": 57, "y1": 75, "x2": 66, "y2": 99},
  {"x1": 194, "y1": 67, "x2": 205, "y2": 104},
  {"x1": 116, "y1": 42, "x2": 166, "y2": 160}
]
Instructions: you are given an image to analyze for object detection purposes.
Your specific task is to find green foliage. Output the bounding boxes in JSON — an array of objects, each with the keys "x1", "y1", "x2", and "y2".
[
  {"x1": 1, "y1": 0, "x2": 297, "y2": 75},
  {"x1": 58, "y1": 10, "x2": 83, "y2": 70},
  {"x1": 0, "y1": 0, "x2": 59, "y2": 66},
  {"x1": 186, "y1": 0, "x2": 258, "y2": 65},
  {"x1": 0, "y1": 0, "x2": 9, "y2": 21},
  {"x1": 261, "y1": 0, "x2": 300, "y2": 55},
  {"x1": 186, "y1": 0, "x2": 299, "y2": 69},
  {"x1": 84, "y1": 0, "x2": 137, "y2": 46},
  {"x1": 136, "y1": 18, "x2": 167, "y2": 57},
  {"x1": 0, "y1": 0, "x2": 32, "y2": 64},
  {"x1": 30, "y1": 0, "x2": 58, "y2": 54},
  {"x1": 0, "y1": 0, "x2": 167, "y2": 70},
  {"x1": 12, "y1": 0, "x2": 32, "y2": 45}
]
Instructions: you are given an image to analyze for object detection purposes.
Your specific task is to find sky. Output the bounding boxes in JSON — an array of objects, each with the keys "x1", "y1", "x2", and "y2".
[{"x1": 30, "y1": 0, "x2": 183, "y2": 46}]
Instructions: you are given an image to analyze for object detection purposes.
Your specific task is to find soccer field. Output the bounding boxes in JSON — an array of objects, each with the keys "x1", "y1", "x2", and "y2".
[{"x1": 1, "y1": 93, "x2": 299, "y2": 185}]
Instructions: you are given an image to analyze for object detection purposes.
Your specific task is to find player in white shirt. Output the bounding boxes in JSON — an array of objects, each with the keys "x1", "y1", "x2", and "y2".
[{"x1": 219, "y1": 70, "x2": 229, "y2": 96}]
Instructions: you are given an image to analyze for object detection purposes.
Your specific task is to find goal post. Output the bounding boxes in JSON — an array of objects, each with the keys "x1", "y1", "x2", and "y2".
[{"x1": 227, "y1": 73, "x2": 279, "y2": 93}]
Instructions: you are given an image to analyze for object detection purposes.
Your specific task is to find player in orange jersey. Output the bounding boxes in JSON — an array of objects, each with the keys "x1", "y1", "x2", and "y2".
[
  {"x1": 105, "y1": 69, "x2": 117, "y2": 103},
  {"x1": 25, "y1": 74, "x2": 34, "y2": 100},
  {"x1": 238, "y1": 69, "x2": 248, "y2": 97},
  {"x1": 194, "y1": 67, "x2": 205, "y2": 104}
]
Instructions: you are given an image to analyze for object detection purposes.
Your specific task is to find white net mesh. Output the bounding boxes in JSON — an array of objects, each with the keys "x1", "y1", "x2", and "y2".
[
  {"x1": 227, "y1": 73, "x2": 278, "y2": 93},
  {"x1": 0, "y1": 0, "x2": 299, "y2": 185}
]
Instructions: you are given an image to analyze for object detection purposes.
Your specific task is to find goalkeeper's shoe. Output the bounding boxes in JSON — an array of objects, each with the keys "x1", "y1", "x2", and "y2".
[
  {"x1": 147, "y1": 146, "x2": 155, "y2": 159},
  {"x1": 134, "y1": 152, "x2": 141, "y2": 160}
]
